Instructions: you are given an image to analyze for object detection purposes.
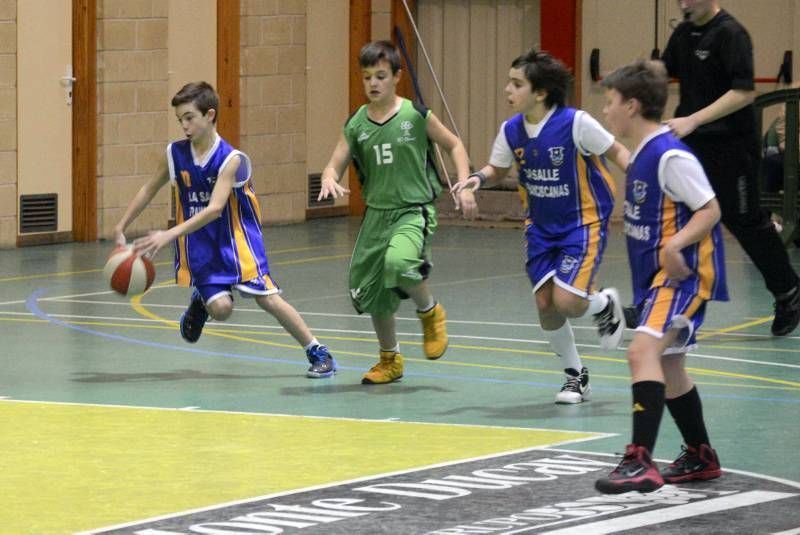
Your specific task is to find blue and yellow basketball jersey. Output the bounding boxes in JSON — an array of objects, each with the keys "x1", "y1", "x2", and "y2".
[
  {"x1": 504, "y1": 107, "x2": 616, "y2": 236},
  {"x1": 624, "y1": 132, "x2": 728, "y2": 306},
  {"x1": 167, "y1": 134, "x2": 269, "y2": 287}
]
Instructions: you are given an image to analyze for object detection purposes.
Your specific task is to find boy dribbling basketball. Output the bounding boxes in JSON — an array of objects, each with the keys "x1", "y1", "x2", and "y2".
[{"x1": 113, "y1": 82, "x2": 337, "y2": 379}]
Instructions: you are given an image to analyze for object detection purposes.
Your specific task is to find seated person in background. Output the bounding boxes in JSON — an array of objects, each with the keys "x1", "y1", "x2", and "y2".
[{"x1": 763, "y1": 111, "x2": 788, "y2": 193}]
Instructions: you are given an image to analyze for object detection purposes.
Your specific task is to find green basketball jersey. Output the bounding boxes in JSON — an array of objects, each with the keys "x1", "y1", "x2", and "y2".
[{"x1": 343, "y1": 98, "x2": 442, "y2": 209}]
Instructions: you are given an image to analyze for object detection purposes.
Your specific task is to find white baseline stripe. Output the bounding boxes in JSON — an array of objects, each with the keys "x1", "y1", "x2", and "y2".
[
  {"x1": 529, "y1": 491, "x2": 797, "y2": 535},
  {"x1": 34, "y1": 297, "x2": 800, "y2": 343},
  {"x1": 3, "y1": 310, "x2": 799, "y2": 369}
]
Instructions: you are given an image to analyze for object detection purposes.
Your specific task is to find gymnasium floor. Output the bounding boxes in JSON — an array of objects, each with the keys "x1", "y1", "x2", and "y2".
[{"x1": 1, "y1": 217, "x2": 798, "y2": 534}]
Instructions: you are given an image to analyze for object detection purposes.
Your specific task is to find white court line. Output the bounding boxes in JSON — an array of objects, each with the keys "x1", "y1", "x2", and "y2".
[
  {"x1": 78, "y1": 438, "x2": 800, "y2": 535},
  {"x1": 527, "y1": 491, "x2": 797, "y2": 535},
  {"x1": 21, "y1": 297, "x2": 800, "y2": 341},
  {"x1": 3, "y1": 309, "x2": 800, "y2": 370},
  {"x1": 0, "y1": 397, "x2": 614, "y2": 438},
  {"x1": 65, "y1": 424, "x2": 612, "y2": 534},
  {"x1": 772, "y1": 529, "x2": 800, "y2": 535}
]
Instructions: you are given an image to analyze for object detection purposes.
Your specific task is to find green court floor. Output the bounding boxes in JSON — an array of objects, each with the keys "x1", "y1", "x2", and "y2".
[{"x1": 0, "y1": 217, "x2": 798, "y2": 533}]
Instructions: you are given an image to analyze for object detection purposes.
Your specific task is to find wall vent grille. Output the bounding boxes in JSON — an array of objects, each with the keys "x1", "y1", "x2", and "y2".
[
  {"x1": 20, "y1": 194, "x2": 58, "y2": 233},
  {"x1": 308, "y1": 173, "x2": 334, "y2": 207}
]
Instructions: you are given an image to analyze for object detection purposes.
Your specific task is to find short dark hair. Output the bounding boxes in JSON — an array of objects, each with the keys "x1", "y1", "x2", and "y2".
[
  {"x1": 359, "y1": 40, "x2": 401, "y2": 73},
  {"x1": 511, "y1": 48, "x2": 572, "y2": 108},
  {"x1": 600, "y1": 60, "x2": 668, "y2": 121},
  {"x1": 171, "y1": 81, "x2": 219, "y2": 123}
]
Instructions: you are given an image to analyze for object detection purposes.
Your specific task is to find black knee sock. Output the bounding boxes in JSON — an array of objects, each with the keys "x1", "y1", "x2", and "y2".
[
  {"x1": 631, "y1": 381, "x2": 666, "y2": 453},
  {"x1": 666, "y1": 386, "x2": 710, "y2": 448}
]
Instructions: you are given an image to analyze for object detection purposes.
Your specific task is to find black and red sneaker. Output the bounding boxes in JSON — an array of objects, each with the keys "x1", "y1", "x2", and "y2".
[
  {"x1": 595, "y1": 444, "x2": 664, "y2": 494},
  {"x1": 660, "y1": 444, "x2": 721, "y2": 483}
]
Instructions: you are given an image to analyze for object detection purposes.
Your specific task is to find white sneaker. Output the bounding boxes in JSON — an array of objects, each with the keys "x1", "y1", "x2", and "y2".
[
  {"x1": 593, "y1": 288, "x2": 624, "y2": 350},
  {"x1": 555, "y1": 367, "x2": 591, "y2": 404}
]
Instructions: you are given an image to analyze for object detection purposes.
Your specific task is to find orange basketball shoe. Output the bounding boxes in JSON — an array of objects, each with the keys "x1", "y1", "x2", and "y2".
[
  {"x1": 362, "y1": 351, "x2": 404, "y2": 384},
  {"x1": 417, "y1": 302, "x2": 448, "y2": 359}
]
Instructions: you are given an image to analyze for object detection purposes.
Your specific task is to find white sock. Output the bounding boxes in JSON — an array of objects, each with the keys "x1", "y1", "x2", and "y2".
[
  {"x1": 544, "y1": 320, "x2": 582, "y2": 372},
  {"x1": 381, "y1": 344, "x2": 400, "y2": 353},
  {"x1": 583, "y1": 291, "x2": 609, "y2": 317},
  {"x1": 303, "y1": 338, "x2": 320, "y2": 351},
  {"x1": 418, "y1": 297, "x2": 436, "y2": 313}
]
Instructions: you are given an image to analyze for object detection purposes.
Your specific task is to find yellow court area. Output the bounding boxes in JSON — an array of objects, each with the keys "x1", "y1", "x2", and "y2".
[{"x1": 0, "y1": 400, "x2": 602, "y2": 534}]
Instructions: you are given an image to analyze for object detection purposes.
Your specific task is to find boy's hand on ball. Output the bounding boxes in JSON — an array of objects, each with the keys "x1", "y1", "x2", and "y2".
[{"x1": 133, "y1": 230, "x2": 169, "y2": 259}]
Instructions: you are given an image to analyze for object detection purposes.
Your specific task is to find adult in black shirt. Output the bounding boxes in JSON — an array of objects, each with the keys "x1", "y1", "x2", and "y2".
[{"x1": 661, "y1": 0, "x2": 800, "y2": 336}]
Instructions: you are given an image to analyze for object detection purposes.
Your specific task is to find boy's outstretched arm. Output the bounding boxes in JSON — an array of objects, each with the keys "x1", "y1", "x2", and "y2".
[
  {"x1": 426, "y1": 113, "x2": 477, "y2": 219},
  {"x1": 450, "y1": 164, "x2": 511, "y2": 194},
  {"x1": 113, "y1": 154, "x2": 170, "y2": 246},
  {"x1": 132, "y1": 155, "x2": 241, "y2": 259},
  {"x1": 660, "y1": 198, "x2": 721, "y2": 281},
  {"x1": 318, "y1": 135, "x2": 352, "y2": 201}
]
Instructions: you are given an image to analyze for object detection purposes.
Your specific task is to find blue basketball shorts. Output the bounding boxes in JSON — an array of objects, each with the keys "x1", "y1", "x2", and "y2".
[
  {"x1": 525, "y1": 220, "x2": 608, "y2": 298},
  {"x1": 195, "y1": 273, "x2": 281, "y2": 305},
  {"x1": 634, "y1": 286, "x2": 707, "y2": 355}
]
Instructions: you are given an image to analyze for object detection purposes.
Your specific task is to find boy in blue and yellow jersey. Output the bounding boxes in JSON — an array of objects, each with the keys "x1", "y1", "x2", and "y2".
[
  {"x1": 595, "y1": 60, "x2": 727, "y2": 494},
  {"x1": 453, "y1": 49, "x2": 629, "y2": 404},
  {"x1": 113, "y1": 82, "x2": 336, "y2": 379},
  {"x1": 318, "y1": 41, "x2": 476, "y2": 384}
]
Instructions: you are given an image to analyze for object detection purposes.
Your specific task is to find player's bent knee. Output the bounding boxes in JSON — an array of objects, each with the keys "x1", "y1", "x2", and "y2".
[
  {"x1": 626, "y1": 336, "x2": 651, "y2": 364},
  {"x1": 552, "y1": 293, "x2": 587, "y2": 318},
  {"x1": 208, "y1": 298, "x2": 233, "y2": 321}
]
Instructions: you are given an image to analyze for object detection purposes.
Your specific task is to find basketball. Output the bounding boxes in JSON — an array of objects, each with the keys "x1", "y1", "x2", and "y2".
[{"x1": 103, "y1": 245, "x2": 156, "y2": 296}]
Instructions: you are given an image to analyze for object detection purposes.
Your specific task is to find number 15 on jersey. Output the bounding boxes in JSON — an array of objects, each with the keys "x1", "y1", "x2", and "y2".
[{"x1": 372, "y1": 143, "x2": 393, "y2": 165}]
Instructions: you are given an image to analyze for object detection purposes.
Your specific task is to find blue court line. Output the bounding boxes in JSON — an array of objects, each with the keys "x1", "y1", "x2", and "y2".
[{"x1": 26, "y1": 288, "x2": 800, "y2": 405}]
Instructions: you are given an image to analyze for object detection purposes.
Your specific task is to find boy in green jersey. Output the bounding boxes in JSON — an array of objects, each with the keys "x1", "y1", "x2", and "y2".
[{"x1": 319, "y1": 40, "x2": 475, "y2": 384}]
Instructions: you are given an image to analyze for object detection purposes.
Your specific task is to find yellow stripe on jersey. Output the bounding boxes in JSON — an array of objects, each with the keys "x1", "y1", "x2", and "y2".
[
  {"x1": 174, "y1": 187, "x2": 191, "y2": 287},
  {"x1": 573, "y1": 221, "x2": 601, "y2": 292},
  {"x1": 263, "y1": 274, "x2": 277, "y2": 291},
  {"x1": 590, "y1": 154, "x2": 617, "y2": 197},
  {"x1": 228, "y1": 192, "x2": 259, "y2": 282},
  {"x1": 684, "y1": 294, "x2": 705, "y2": 318},
  {"x1": 652, "y1": 196, "x2": 678, "y2": 288},
  {"x1": 576, "y1": 153, "x2": 600, "y2": 226},
  {"x1": 643, "y1": 287, "x2": 705, "y2": 333},
  {"x1": 244, "y1": 184, "x2": 263, "y2": 226},
  {"x1": 517, "y1": 185, "x2": 532, "y2": 226},
  {"x1": 644, "y1": 286, "x2": 676, "y2": 331},
  {"x1": 696, "y1": 233, "x2": 716, "y2": 299}
]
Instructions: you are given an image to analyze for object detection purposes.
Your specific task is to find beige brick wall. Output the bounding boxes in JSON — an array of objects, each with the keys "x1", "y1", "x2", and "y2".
[
  {"x1": 371, "y1": 0, "x2": 391, "y2": 41},
  {"x1": 96, "y1": 0, "x2": 169, "y2": 240},
  {"x1": 241, "y1": 0, "x2": 307, "y2": 224},
  {"x1": 0, "y1": 1, "x2": 15, "y2": 247}
]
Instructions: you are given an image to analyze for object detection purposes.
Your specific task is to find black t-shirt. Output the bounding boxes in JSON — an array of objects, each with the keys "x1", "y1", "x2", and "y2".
[{"x1": 661, "y1": 9, "x2": 755, "y2": 139}]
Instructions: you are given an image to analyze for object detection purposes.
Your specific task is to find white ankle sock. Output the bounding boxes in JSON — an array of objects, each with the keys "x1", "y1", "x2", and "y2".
[
  {"x1": 418, "y1": 297, "x2": 436, "y2": 313},
  {"x1": 303, "y1": 338, "x2": 320, "y2": 351},
  {"x1": 584, "y1": 291, "x2": 609, "y2": 316}
]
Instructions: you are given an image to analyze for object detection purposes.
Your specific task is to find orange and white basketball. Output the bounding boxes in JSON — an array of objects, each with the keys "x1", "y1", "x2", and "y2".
[{"x1": 103, "y1": 245, "x2": 156, "y2": 296}]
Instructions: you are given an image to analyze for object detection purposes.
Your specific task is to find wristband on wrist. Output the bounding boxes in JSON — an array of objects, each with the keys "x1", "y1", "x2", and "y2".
[{"x1": 468, "y1": 171, "x2": 487, "y2": 188}]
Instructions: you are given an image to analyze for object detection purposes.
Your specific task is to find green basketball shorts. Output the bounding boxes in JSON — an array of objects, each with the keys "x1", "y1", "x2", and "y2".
[{"x1": 349, "y1": 204, "x2": 437, "y2": 316}]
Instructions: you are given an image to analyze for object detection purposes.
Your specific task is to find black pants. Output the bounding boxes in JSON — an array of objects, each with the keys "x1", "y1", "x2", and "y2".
[{"x1": 685, "y1": 134, "x2": 798, "y2": 297}]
